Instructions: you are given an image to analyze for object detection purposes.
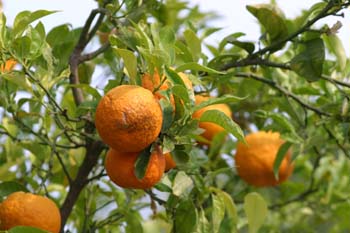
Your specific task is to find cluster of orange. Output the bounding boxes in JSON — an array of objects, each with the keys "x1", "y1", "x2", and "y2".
[
  {"x1": 96, "y1": 70, "x2": 294, "y2": 189},
  {"x1": 95, "y1": 70, "x2": 237, "y2": 189}
]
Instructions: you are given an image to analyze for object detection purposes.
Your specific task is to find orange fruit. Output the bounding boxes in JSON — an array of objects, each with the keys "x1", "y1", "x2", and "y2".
[
  {"x1": 105, "y1": 148, "x2": 166, "y2": 189},
  {"x1": 0, "y1": 191, "x2": 61, "y2": 233},
  {"x1": 0, "y1": 59, "x2": 16, "y2": 72},
  {"x1": 192, "y1": 95, "x2": 232, "y2": 143},
  {"x1": 141, "y1": 70, "x2": 169, "y2": 101},
  {"x1": 234, "y1": 131, "x2": 294, "y2": 187},
  {"x1": 95, "y1": 85, "x2": 163, "y2": 152},
  {"x1": 141, "y1": 70, "x2": 193, "y2": 108},
  {"x1": 164, "y1": 153, "x2": 176, "y2": 171}
]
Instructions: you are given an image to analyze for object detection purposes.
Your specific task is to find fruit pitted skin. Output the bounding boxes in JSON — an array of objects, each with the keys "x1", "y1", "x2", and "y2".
[
  {"x1": 235, "y1": 131, "x2": 294, "y2": 187},
  {"x1": 95, "y1": 85, "x2": 163, "y2": 152},
  {"x1": 105, "y1": 148, "x2": 166, "y2": 189},
  {"x1": 192, "y1": 95, "x2": 232, "y2": 143},
  {"x1": 0, "y1": 192, "x2": 61, "y2": 233}
]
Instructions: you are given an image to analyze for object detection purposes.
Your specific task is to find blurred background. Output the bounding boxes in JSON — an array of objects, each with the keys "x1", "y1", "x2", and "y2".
[{"x1": 2, "y1": 0, "x2": 349, "y2": 55}]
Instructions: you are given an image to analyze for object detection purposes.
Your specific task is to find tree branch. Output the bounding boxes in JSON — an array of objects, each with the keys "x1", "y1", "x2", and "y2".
[
  {"x1": 254, "y1": 1, "x2": 335, "y2": 57},
  {"x1": 320, "y1": 75, "x2": 350, "y2": 89},
  {"x1": 69, "y1": 8, "x2": 107, "y2": 106},
  {"x1": 79, "y1": 41, "x2": 111, "y2": 63},
  {"x1": 234, "y1": 72, "x2": 331, "y2": 117},
  {"x1": 269, "y1": 146, "x2": 322, "y2": 210},
  {"x1": 221, "y1": 1, "x2": 348, "y2": 71},
  {"x1": 221, "y1": 58, "x2": 290, "y2": 71},
  {"x1": 60, "y1": 140, "x2": 105, "y2": 231}
]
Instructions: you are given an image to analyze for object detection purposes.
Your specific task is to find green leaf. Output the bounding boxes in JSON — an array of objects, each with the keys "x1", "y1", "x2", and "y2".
[
  {"x1": 78, "y1": 61, "x2": 96, "y2": 84},
  {"x1": 172, "y1": 171, "x2": 193, "y2": 196},
  {"x1": 134, "y1": 147, "x2": 152, "y2": 180},
  {"x1": 172, "y1": 85, "x2": 190, "y2": 106},
  {"x1": 243, "y1": 192, "x2": 268, "y2": 233},
  {"x1": 13, "y1": 10, "x2": 57, "y2": 37},
  {"x1": 67, "y1": 84, "x2": 101, "y2": 100},
  {"x1": 162, "y1": 136, "x2": 175, "y2": 154},
  {"x1": 175, "y1": 62, "x2": 225, "y2": 75},
  {"x1": 131, "y1": 21, "x2": 153, "y2": 50},
  {"x1": 290, "y1": 38, "x2": 325, "y2": 82},
  {"x1": 200, "y1": 109, "x2": 245, "y2": 142},
  {"x1": 113, "y1": 48, "x2": 138, "y2": 84},
  {"x1": 0, "y1": 181, "x2": 28, "y2": 202},
  {"x1": 164, "y1": 66, "x2": 185, "y2": 86},
  {"x1": 9, "y1": 226, "x2": 49, "y2": 233},
  {"x1": 207, "y1": 54, "x2": 241, "y2": 71},
  {"x1": 126, "y1": 211, "x2": 144, "y2": 233},
  {"x1": 19, "y1": 140, "x2": 50, "y2": 160},
  {"x1": 193, "y1": 209, "x2": 210, "y2": 233},
  {"x1": 174, "y1": 199, "x2": 198, "y2": 233},
  {"x1": 212, "y1": 194, "x2": 225, "y2": 233},
  {"x1": 159, "y1": 98, "x2": 174, "y2": 132},
  {"x1": 246, "y1": 4, "x2": 288, "y2": 43},
  {"x1": 222, "y1": 33, "x2": 255, "y2": 54},
  {"x1": 184, "y1": 29, "x2": 201, "y2": 62},
  {"x1": 12, "y1": 36, "x2": 31, "y2": 59},
  {"x1": 172, "y1": 149, "x2": 190, "y2": 165},
  {"x1": 46, "y1": 24, "x2": 70, "y2": 47},
  {"x1": 322, "y1": 33, "x2": 346, "y2": 71},
  {"x1": 193, "y1": 95, "x2": 245, "y2": 112},
  {"x1": 217, "y1": 190, "x2": 238, "y2": 226},
  {"x1": 0, "y1": 13, "x2": 7, "y2": 48},
  {"x1": 175, "y1": 40, "x2": 193, "y2": 63},
  {"x1": 159, "y1": 26, "x2": 176, "y2": 46},
  {"x1": 254, "y1": 110, "x2": 302, "y2": 143},
  {"x1": 1, "y1": 72, "x2": 32, "y2": 92},
  {"x1": 273, "y1": 141, "x2": 293, "y2": 179}
]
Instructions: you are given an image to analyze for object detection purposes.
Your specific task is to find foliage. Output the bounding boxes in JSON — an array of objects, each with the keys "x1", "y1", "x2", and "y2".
[{"x1": 1, "y1": 0, "x2": 350, "y2": 232}]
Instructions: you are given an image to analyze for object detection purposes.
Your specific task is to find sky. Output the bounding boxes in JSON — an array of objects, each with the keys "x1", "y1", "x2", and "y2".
[{"x1": 2, "y1": 0, "x2": 350, "y2": 56}]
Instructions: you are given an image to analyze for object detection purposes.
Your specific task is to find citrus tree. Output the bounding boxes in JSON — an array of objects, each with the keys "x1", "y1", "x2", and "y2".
[{"x1": 1, "y1": 0, "x2": 350, "y2": 232}]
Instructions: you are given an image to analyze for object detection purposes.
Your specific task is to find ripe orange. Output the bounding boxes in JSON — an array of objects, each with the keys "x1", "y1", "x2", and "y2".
[
  {"x1": 141, "y1": 70, "x2": 169, "y2": 101},
  {"x1": 0, "y1": 191, "x2": 61, "y2": 233},
  {"x1": 105, "y1": 148, "x2": 165, "y2": 189},
  {"x1": 0, "y1": 59, "x2": 16, "y2": 72},
  {"x1": 164, "y1": 153, "x2": 176, "y2": 171},
  {"x1": 234, "y1": 131, "x2": 294, "y2": 187},
  {"x1": 141, "y1": 70, "x2": 193, "y2": 108},
  {"x1": 192, "y1": 95, "x2": 232, "y2": 143},
  {"x1": 95, "y1": 85, "x2": 163, "y2": 152}
]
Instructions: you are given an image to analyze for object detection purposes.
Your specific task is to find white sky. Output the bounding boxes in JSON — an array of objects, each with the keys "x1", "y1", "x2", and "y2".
[{"x1": 2, "y1": 0, "x2": 350, "y2": 55}]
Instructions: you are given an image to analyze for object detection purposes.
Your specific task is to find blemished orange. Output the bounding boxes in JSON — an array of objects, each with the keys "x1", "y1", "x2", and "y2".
[
  {"x1": 234, "y1": 131, "x2": 294, "y2": 187},
  {"x1": 0, "y1": 191, "x2": 61, "y2": 233},
  {"x1": 95, "y1": 85, "x2": 163, "y2": 152},
  {"x1": 141, "y1": 70, "x2": 193, "y2": 108},
  {"x1": 164, "y1": 153, "x2": 176, "y2": 171},
  {"x1": 105, "y1": 148, "x2": 166, "y2": 189},
  {"x1": 192, "y1": 95, "x2": 232, "y2": 143},
  {"x1": 0, "y1": 59, "x2": 16, "y2": 72}
]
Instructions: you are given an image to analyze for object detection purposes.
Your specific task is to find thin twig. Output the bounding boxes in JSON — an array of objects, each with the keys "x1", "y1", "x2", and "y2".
[
  {"x1": 320, "y1": 75, "x2": 350, "y2": 89},
  {"x1": 69, "y1": 8, "x2": 107, "y2": 106},
  {"x1": 234, "y1": 72, "x2": 331, "y2": 117},
  {"x1": 79, "y1": 42, "x2": 111, "y2": 63},
  {"x1": 269, "y1": 188, "x2": 318, "y2": 210},
  {"x1": 323, "y1": 125, "x2": 350, "y2": 159},
  {"x1": 254, "y1": 1, "x2": 335, "y2": 56},
  {"x1": 145, "y1": 189, "x2": 167, "y2": 205},
  {"x1": 221, "y1": 58, "x2": 291, "y2": 71}
]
